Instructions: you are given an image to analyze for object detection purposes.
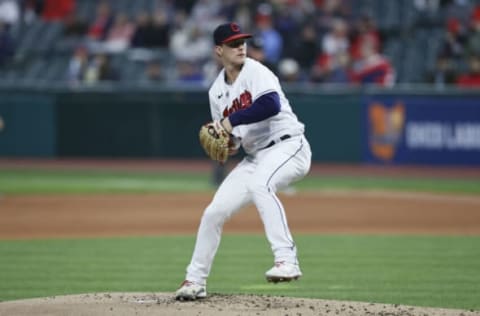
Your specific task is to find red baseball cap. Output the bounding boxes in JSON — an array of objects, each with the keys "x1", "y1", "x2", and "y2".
[{"x1": 213, "y1": 22, "x2": 252, "y2": 45}]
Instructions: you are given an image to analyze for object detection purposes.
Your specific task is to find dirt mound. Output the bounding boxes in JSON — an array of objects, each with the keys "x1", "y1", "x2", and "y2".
[{"x1": 0, "y1": 293, "x2": 477, "y2": 316}]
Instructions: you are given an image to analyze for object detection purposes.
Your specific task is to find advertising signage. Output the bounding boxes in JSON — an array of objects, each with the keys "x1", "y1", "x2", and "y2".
[{"x1": 363, "y1": 95, "x2": 480, "y2": 165}]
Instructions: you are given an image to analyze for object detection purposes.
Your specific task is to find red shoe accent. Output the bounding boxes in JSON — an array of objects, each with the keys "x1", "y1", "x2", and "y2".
[{"x1": 179, "y1": 280, "x2": 193, "y2": 287}]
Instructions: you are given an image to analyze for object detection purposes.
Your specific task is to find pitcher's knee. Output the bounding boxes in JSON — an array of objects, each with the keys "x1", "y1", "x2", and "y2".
[
  {"x1": 246, "y1": 179, "x2": 272, "y2": 195},
  {"x1": 201, "y1": 203, "x2": 229, "y2": 226}
]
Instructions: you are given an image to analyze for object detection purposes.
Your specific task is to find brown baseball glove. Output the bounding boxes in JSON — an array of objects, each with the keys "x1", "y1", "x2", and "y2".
[{"x1": 199, "y1": 121, "x2": 231, "y2": 163}]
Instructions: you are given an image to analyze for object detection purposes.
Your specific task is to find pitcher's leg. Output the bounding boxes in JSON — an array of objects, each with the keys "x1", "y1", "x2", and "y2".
[
  {"x1": 186, "y1": 161, "x2": 253, "y2": 284},
  {"x1": 248, "y1": 179, "x2": 298, "y2": 264},
  {"x1": 249, "y1": 137, "x2": 311, "y2": 264}
]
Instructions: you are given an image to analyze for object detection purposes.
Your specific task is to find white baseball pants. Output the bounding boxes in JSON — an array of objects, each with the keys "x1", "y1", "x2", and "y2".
[{"x1": 186, "y1": 135, "x2": 311, "y2": 285}]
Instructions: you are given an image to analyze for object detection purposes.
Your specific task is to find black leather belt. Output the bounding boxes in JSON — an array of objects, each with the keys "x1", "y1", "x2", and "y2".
[{"x1": 263, "y1": 134, "x2": 291, "y2": 149}]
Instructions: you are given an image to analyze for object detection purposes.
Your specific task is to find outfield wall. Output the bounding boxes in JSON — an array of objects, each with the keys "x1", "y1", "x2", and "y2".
[{"x1": 0, "y1": 85, "x2": 479, "y2": 165}]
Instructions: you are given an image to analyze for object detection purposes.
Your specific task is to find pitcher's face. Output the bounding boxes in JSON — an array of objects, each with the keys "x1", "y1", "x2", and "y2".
[{"x1": 216, "y1": 39, "x2": 247, "y2": 66}]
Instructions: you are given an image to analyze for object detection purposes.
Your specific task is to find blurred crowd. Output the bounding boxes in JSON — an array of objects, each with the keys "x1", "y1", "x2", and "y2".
[
  {"x1": 426, "y1": 4, "x2": 480, "y2": 87},
  {"x1": 1, "y1": 0, "x2": 480, "y2": 87}
]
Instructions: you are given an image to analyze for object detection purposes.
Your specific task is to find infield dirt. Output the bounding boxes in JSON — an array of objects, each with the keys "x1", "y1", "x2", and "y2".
[{"x1": 1, "y1": 190, "x2": 480, "y2": 238}]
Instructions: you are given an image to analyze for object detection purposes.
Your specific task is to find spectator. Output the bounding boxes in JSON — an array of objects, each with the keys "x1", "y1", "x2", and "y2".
[
  {"x1": 143, "y1": 60, "x2": 164, "y2": 82},
  {"x1": 456, "y1": 55, "x2": 480, "y2": 87},
  {"x1": 247, "y1": 36, "x2": 277, "y2": 73},
  {"x1": 176, "y1": 60, "x2": 203, "y2": 83},
  {"x1": 327, "y1": 51, "x2": 351, "y2": 83},
  {"x1": 310, "y1": 53, "x2": 331, "y2": 82},
  {"x1": 132, "y1": 10, "x2": 171, "y2": 49},
  {"x1": 247, "y1": 36, "x2": 264, "y2": 61},
  {"x1": 425, "y1": 55, "x2": 457, "y2": 87},
  {"x1": 131, "y1": 12, "x2": 152, "y2": 48},
  {"x1": 274, "y1": 4, "x2": 300, "y2": 58},
  {"x1": 0, "y1": 0, "x2": 19, "y2": 27},
  {"x1": 414, "y1": 0, "x2": 440, "y2": 12},
  {"x1": 315, "y1": 0, "x2": 352, "y2": 37},
  {"x1": 41, "y1": 0, "x2": 75, "y2": 22},
  {"x1": 217, "y1": 1, "x2": 238, "y2": 22},
  {"x1": 66, "y1": 45, "x2": 88, "y2": 83},
  {"x1": 172, "y1": 0, "x2": 197, "y2": 16},
  {"x1": 442, "y1": 0, "x2": 474, "y2": 25},
  {"x1": 278, "y1": 58, "x2": 301, "y2": 82},
  {"x1": 104, "y1": 13, "x2": 136, "y2": 53},
  {"x1": 350, "y1": 15, "x2": 380, "y2": 61},
  {"x1": 170, "y1": 24, "x2": 210, "y2": 63},
  {"x1": 413, "y1": 0, "x2": 442, "y2": 27},
  {"x1": 311, "y1": 51, "x2": 350, "y2": 83},
  {"x1": 148, "y1": 10, "x2": 171, "y2": 48},
  {"x1": 254, "y1": 4, "x2": 283, "y2": 65},
  {"x1": 171, "y1": 9, "x2": 188, "y2": 32},
  {"x1": 466, "y1": 6, "x2": 480, "y2": 56},
  {"x1": 84, "y1": 53, "x2": 118, "y2": 83},
  {"x1": 322, "y1": 18, "x2": 349, "y2": 56},
  {"x1": 189, "y1": 0, "x2": 224, "y2": 32},
  {"x1": 0, "y1": 21, "x2": 14, "y2": 66},
  {"x1": 87, "y1": 1, "x2": 113, "y2": 41},
  {"x1": 293, "y1": 23, "x2": 319, "y2": 74},
  {"x1": 438, "y1": 18, "x2": 467, "y2": 59},
  {"x1": 202, "y1": 57, "x2": 222, "y2": 86},
  {"x1": 350, "y1": 37, "x2": 395, "y2": 87},
  {"x1": 22, "y1": 0, "x2": 43, "y2": 24},
  {"x1": 63, "y1": 12, "x2": 88, "y2": 37},
  {"x1": 232, "y1": 1, "x2": 252, "y2": 32}
]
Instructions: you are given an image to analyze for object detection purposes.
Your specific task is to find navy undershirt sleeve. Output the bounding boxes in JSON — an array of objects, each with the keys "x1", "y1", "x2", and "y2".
[{"x1": 228, "y1": 92, "x2": 280, "y2": 127}]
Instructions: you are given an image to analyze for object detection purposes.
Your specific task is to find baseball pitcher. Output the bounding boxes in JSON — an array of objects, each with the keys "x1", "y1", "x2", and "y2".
[{"x1": 176, "y1": 22, "x2": 312, "y2": 301}]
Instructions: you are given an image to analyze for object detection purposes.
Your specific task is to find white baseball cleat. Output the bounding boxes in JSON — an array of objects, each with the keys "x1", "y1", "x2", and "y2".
[
  {"x1": 175, "y1": 280, "x2": 207, "y2": 301},
  {"x1": 265, "y1": 261, "x2": 302, "y2": 283}
]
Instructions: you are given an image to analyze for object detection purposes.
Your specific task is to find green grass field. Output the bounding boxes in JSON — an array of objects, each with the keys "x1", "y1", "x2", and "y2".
[
  {"x1": 1, "y1": 168, "x2": 479, "y2": 310},
  {"x1": 0, "y1": 235, "x2": 479, "y2": 309},
  {"x1": 1, "y1": 169, "x2": 480, "y2": 194}
]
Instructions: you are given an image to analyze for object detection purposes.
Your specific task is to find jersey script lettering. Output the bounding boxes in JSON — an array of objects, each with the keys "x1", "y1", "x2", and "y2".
[{"x1": 222, "y1": 90, "x2": 252, "y2": 117}]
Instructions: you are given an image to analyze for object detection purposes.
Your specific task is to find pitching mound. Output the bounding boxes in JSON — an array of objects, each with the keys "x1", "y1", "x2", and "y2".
[{"x1": 0, "y1": 293, "x2": 477, "y2": 316}]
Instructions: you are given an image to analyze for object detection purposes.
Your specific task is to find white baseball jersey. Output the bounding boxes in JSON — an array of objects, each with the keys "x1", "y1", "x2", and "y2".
[
  {"x1": 184, "y1": 57, "x2": 312, "y2": 287},
  {"x1": 208, "y1": 57, "x2": 305, "y2": 155}
]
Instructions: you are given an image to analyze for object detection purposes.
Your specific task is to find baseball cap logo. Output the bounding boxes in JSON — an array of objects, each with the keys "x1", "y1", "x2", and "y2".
[
  {"x1": 213, "y1": 22, "x2": 252, "y2": 45},
  {"x1": 231, "y1": 23, "x2": 240, "y2": 32}
]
